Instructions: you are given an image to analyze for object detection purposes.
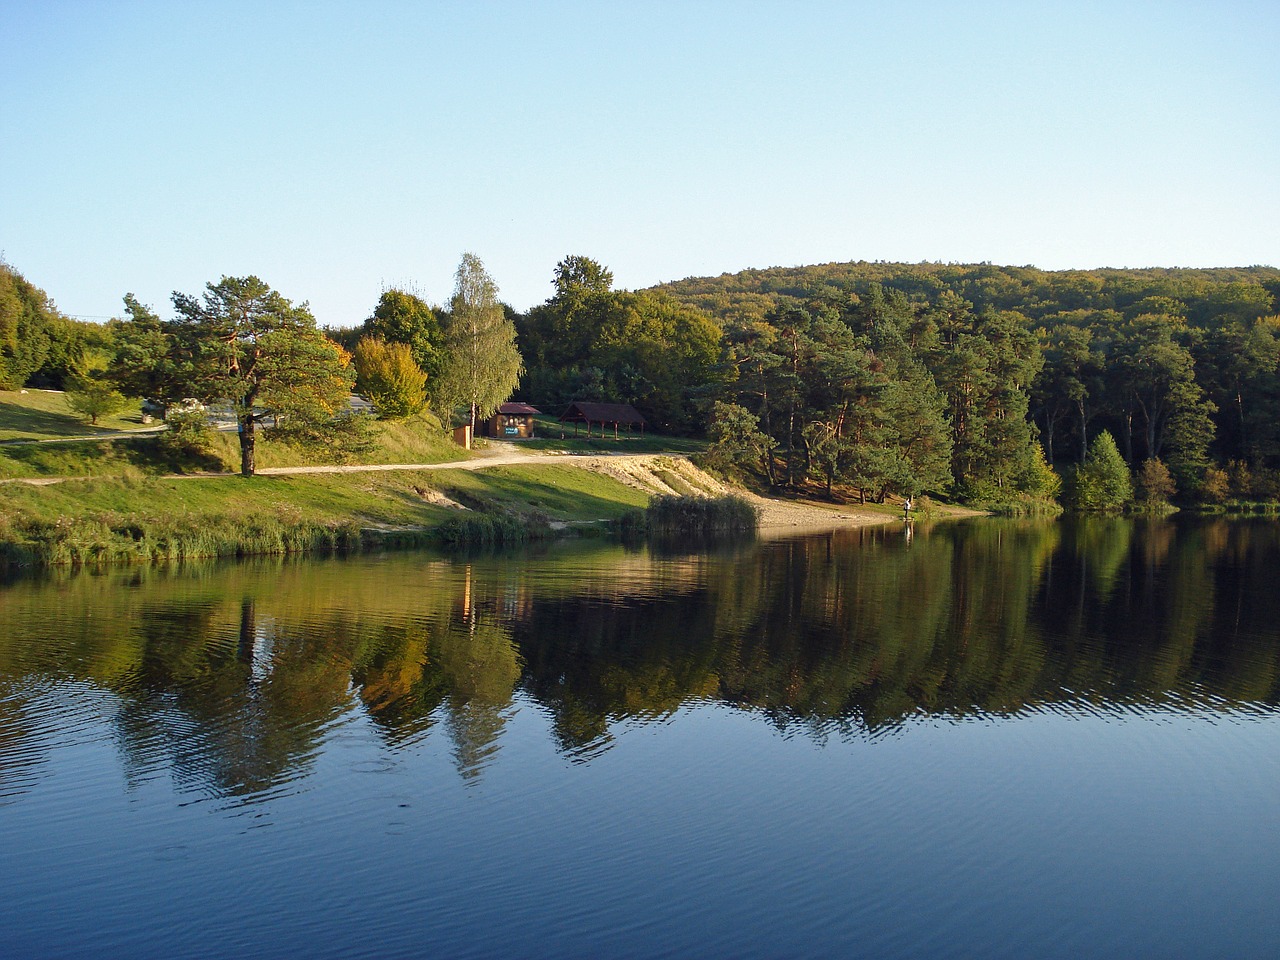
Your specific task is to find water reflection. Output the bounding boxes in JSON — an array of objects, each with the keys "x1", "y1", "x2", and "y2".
[{"x1": 2, "y1": 518, "x2": 1279, "y2": 799}]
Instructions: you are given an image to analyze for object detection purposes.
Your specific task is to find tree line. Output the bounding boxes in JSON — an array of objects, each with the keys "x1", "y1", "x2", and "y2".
[
  {"x1": 647, "y1": 260, "x2": 1280, "y2": 508},
  {"x1": 1, "y1": 257, "x2": 115, "y2": 392},
  {"x1": 7, "y1": 253, "x2": 1280, "y2": 506},
  {"x1": 2, "y1": 255, "x2": 522, "y2": 476}
]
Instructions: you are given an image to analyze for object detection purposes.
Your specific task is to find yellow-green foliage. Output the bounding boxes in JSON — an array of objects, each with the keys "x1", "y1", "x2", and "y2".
[{"x1": 353, "y1": 337, "x2": 428, "y2": 420}]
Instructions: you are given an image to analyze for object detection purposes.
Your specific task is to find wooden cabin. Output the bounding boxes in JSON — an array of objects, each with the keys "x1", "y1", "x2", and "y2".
[
  {"x1": 558, "y1": 401, "x2": 647, "y2": 439},
  {"x1": 486, "y1": 402, "x2": 541, "y2": 439}
]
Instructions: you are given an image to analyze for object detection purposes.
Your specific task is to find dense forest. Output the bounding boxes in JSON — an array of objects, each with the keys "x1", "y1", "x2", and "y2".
[
  {"x1": 7, "y1": 255, "x2": 1280, "y2": 509},
  {"x1": 516, "y1": 258, "x2": 1280, "y2": 508},
  {"x1": 649, "y1": 262, "x2": 1280, "y2": 501}
]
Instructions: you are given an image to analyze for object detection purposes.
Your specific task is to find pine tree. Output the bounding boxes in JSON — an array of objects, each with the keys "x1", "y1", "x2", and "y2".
[{"x1": 170, "y1": 276, "x2": 353, "y2": 476}]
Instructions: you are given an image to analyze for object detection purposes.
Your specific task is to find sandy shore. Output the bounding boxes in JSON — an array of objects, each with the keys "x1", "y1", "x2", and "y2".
[{"x1": 750, "y1": 495, "x2": 890, "y2": 529}]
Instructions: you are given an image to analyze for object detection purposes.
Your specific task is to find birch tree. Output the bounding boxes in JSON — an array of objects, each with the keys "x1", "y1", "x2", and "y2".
[{"x1": 436, "y1": 253, "x2": 523, "y2": 434}]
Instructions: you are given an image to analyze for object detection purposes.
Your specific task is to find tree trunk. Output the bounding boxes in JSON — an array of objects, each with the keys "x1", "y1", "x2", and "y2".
[
  {"x1": 1076, "y1": 399, "x2": 1088, "y2": 464},
  {"x1": 1237, "y1": 392, "x2": 1247, "y2": 462},
  {"x1": 239, "y1": 414, "x2": 256, "y2": 477},
  {"x1": 785, "y1": 402, "x2": 796, "y2": 488}
]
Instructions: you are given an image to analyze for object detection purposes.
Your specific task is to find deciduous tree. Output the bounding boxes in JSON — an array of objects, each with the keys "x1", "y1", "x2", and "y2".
[
  {"x1": 64, "y1": 375, "x2": 127, "y2": 425},
  {"x1": 364, "y1": 288, "x2": 443, "y2": 383},
  {"x1": 353, "y1": 336, "x2": 428, "y2": 420},
  {"x1": 553, "y1": 255, "x2": 614, "y2": 297},
  {"x1": 0, "y1": 261, "x2": 53, "y2": 389},
  {"x1": 435, "y1": 254, "x2": 523, "y2": 434}
]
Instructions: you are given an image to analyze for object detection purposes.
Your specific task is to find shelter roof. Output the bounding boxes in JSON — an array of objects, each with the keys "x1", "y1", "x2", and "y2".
[{"x1": 559, "y1": 401, "x2": 647, "y2": 425}]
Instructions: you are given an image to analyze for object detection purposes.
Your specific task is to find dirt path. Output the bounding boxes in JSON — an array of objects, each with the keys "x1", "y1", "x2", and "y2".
[
  {"x1": 0, "y1": 444, "x2": 560, "y2": 484},
  {"x1": 0, "y1": 426, "x2": 167, "y2": 445},
  {"x1": 254, "y1": 446, "x2": 579, "y2": 475}
]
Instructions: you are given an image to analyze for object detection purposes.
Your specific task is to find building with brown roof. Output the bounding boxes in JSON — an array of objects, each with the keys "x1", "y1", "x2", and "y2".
[
  {"x1": 486, "y1": 402, "x2": 541, "y2": 439},
  {"x1": 558, "y1": 401, "x2": 647, "y2": 439}
]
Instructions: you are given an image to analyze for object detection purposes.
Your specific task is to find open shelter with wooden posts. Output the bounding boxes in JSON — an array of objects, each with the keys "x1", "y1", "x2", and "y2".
[
  {"x1": 486, "y1": 402, "x2": 541, "y2": 439},
  {"x1": 558, "y1": 401, "x2": 647, "y2": 439}
]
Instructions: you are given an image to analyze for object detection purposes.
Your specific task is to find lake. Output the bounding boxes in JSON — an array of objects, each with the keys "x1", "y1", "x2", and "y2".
[{"x1": 2, "y1": 517, "x2": 1278, "y2": 959}]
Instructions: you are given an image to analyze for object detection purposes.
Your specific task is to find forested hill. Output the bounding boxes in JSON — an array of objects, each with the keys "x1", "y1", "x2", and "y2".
[
  {"x1": 639, "y1": 260, "x2": 1280, "y2": 509},
  {"x1": 648, "y1": 262, "x2": 1280, "y2": 328}
]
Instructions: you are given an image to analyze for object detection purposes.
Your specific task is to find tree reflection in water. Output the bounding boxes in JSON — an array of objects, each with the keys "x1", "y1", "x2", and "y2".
[{"x1": 1, "y1": 517, "x2": 1279, "y2": 799}]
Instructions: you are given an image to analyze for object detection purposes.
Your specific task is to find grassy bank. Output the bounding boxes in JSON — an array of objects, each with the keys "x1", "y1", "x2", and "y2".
[
  {"x1": 1182, "y1": 501, "x2": 1280, "y2": 516},
  {"x1": 0, "y1": 463, "x2": 651, "y2": 568}
]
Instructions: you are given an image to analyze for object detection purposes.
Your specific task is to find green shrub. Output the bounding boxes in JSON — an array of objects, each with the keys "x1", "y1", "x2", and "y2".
[
  {"x1": 64, "y1": 376, "x2": 128, "y2": 424},
  {"x1": 157, "y1": 408, "x2": 222, "y2": 471},
  {"x1": 265, "y1": 410, "x2": 377, "y2": 464}
]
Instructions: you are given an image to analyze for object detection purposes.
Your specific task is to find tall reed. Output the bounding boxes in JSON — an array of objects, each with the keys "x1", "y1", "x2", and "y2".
[{"x1": 623, "y1": 495, "x2": 759, "y2": 537}]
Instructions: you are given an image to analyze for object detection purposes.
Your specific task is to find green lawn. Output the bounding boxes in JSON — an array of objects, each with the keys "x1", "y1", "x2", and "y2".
[
  {"x1": 2, "y1": 464, "x2": 648, "y2": 528},
  {"x1": 0, "y1": 438, "x2": 183, "y2": 479},
  {"x1": 203, "y1": 412, "x2": 468, "y2": 470},
  {"x1": 0, "y1": 389, "x2": 153, "y2": 440}
]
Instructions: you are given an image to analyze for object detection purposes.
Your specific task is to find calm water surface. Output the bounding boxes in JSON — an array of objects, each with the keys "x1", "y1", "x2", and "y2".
[{"x1": 2, "y1": 518, "x2": 1279, "y2": 959}]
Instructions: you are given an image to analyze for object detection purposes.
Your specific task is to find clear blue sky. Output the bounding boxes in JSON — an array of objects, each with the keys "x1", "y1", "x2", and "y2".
[{"x1": 2, "y1": 0, "x2": 1276, "y2": 327}]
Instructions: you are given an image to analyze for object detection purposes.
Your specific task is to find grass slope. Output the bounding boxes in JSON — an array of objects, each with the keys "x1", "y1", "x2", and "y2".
[
  {"x1": 0, "y1": 394, "x2": 712, "y2": 565},
  {"x1": 0, "y1": 389, "x2": 153, "y2": 440},
  {"x1": 0, "y1": 411, "x2": 468, "y2": 479}
]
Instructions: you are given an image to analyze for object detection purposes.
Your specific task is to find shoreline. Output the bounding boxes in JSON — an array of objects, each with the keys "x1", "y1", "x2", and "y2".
[{"x1": 0, "y1": 448, "x2": 981, "y2": 569}]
